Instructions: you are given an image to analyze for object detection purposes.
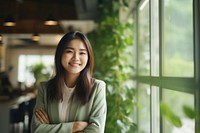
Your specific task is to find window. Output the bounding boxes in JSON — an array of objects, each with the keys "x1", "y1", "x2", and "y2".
[
  {"x1": 138, "y1": 83, "x2": 151, "y2": 133},
  {"x1": 18, "y1": 55, "x2": 54, "y2": 87},
  {"x1": 135, "y1": 0, "x2": 198, "y2": 132},
  {"x1": 138, "y1": 0, "x2": 150, "y2": 76},
  {"x1": 162, "y1": 0, "x2": 193, "y2": 77},
  {"x1": 162, "y1": 89, "x2": 194, "y2": 133}
]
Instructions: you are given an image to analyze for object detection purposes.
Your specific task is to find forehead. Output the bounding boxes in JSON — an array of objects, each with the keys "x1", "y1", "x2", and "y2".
[{"x1": 65, "y1": 39, "x2": 87, "y2": 49}]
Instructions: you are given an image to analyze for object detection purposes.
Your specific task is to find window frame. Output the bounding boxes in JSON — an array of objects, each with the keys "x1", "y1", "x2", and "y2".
[
  {"x1": 194, "y1": 0, "x2": 200, "y2": 132},
  {"x1": 135, "y1": 0, "x2": 199, "y2": 132}
]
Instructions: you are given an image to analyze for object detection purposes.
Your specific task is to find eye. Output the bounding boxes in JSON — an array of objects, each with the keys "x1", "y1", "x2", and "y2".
[
  {"x1": 65, "y1": 49, "x2": 73, "y2": 53},
  {"x1": 80, "y1": 52, "x2": 87, "y2": 55}
]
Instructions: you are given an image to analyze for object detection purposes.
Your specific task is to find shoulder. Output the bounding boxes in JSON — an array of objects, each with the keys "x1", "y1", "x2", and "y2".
[
  {"x1": 92, "y1": 79, "x2": 106, "y2": 94},
  {"x1": 94, "y1": 79, "x2": 106, "y2": 85},
  {"x1": 39, "y1": 81, "x2": 49, "y2": 88},
  {"x1": 93, "y1": 78, "x2": 106, "y2": 87},
  {"x1": 89, "y1": 79, "x2": 106, "y2": 103},
  {"x1": 37, "y1": 81, "x2": 49, "y2": 94}
]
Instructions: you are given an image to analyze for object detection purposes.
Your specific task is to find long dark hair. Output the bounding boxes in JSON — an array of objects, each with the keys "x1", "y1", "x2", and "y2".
[{"x1": 47, "y1": 31, "x2": 94, "y2": 105}]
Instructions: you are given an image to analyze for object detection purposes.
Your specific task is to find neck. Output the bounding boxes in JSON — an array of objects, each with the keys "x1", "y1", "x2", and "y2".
[{"x1": 64, "y1": 73, "x2": 79, "y2": 88}]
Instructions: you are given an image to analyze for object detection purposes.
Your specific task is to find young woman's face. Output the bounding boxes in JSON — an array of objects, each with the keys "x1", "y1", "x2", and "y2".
[{"x1": 61, "y1": 39, "x2": 88, "y2": 75}]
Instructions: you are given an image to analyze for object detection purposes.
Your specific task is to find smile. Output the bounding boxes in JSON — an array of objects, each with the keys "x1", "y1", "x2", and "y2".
[{"x1": 69, "y1": 62, "x2": 80, "y2": 66}]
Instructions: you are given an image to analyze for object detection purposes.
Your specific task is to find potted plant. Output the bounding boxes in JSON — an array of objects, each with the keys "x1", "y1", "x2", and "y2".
[{"x1": 30, "y1": 63, "x2": 51, "y2": 86}]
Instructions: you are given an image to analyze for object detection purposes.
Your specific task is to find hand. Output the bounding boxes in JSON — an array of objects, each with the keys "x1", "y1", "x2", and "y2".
[
  {"x1": 35, "y1": 108, "x2": 49, "y2": 124},
  {"x1": 72, "y1": 121, "x2": 88, "y2": 132}
]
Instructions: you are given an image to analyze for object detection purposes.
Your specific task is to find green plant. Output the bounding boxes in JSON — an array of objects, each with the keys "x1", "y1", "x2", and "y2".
[
  {"x1": 160, "y1": 102, "x2": 182, "y2": 127},
  {"x1": 30, "y1": 63, "x2": 50, "y2": 86},
  {"x1": 160, "y1": 102, "x2": 197, "y2": 132},
  {"x1": 88, "y1": 0, "x2": 136, "y2": 132}
]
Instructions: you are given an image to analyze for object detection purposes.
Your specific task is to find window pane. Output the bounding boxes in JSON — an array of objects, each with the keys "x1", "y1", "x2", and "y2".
[
  {"x1": 18, "y1": 55, "x2": 54, "y2": 87},
  {"x1": 151, "y1": 0, "x2": 159, "y2": 76},
  {"x1": 138, "y1": 0, "x2": 150, "y2": 76},
  {"x1": 151, "y1": 86, "x2": 160, "y2": 133},
  {"x1": 162, "y1": 89, "x2": 194, "y2": 133},
  {"x1": 138, "y1": 83, "x2": 150, "y2": 133},
  {"x1": 162, "y1": 0, "x2": 193, "y2": 77}
]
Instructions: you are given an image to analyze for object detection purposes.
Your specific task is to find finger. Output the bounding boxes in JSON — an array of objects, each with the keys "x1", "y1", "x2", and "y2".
[
  {"x1": 79, "y1": 122, "x2": 89, "y2": 130},
  {"x1": 38, "y1": 109, "x2": 49, "y2": 123},
  {"x1": 35, "y1": 111, "x2": 45, "y2": 124},
  {"x1": 39, "y1": 109, "x2": 49, "y2": 121},
  {"x1": 36, "y1": 110, "x2": 49, "y2": 124},
  {"x1": 37, "y1": 110, "x2": 48, "y2": 124},
  {"x1": 83, "y1": 122, "x2": 89, "y2": 128}
]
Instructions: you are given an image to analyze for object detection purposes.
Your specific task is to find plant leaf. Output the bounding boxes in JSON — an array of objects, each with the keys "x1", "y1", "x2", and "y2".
[
  {"x1": 183, "y1": 105, "x2": 196, "y2": 119},
  {"x1": 160, "y1": 102, "x2": 182, "y2": 127}
]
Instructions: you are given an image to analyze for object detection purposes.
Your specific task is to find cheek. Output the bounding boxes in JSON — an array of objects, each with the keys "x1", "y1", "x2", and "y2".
[
  {"x1": 83, "y1": 57, "x2": 89, "y2": 64},
  {"x1": 61, "y1": 55, "x2": 68, "y2": 65}
]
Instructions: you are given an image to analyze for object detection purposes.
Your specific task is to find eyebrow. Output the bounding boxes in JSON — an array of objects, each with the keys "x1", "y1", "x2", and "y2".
[{"x1": 65, "y1": 47, "x2": 87, "y2": 51}]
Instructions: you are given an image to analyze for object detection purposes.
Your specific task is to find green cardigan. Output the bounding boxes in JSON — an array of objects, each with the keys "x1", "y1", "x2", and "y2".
[{"x1": 31, "y1": 79, "x2": 107, "y2": 133}]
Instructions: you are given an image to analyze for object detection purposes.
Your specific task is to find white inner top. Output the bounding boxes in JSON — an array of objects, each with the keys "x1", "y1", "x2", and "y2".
[{"x1": 58, "y1": 81, "x2": 75, "y2": 122}]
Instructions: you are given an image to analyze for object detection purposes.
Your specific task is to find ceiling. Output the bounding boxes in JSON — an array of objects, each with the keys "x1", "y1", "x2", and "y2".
[
  {"x1": 0, "y1": 0, "x2": 99, "y2": 34},
  {"x1": 0, "y1": 0, "x2": 137, "y2": 46}
]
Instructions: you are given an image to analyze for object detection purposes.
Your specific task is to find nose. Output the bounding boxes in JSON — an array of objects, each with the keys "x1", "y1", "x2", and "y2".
[{"x1": 72, "y1": 52, "x2": 79, "y2": 60}]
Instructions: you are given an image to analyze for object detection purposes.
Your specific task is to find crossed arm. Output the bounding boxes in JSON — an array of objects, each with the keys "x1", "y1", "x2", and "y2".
[
  {"x1": 32, "y1": 81, "x2": 107, "y2": 133},
  {"x1": 35, "y1": 108, "x2": 88, "y2": 132}
]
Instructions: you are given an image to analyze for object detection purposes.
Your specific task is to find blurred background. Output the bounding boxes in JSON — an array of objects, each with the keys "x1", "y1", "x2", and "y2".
[{"x1": 0, "y1": 0, "x2": 199, "y2": 133}]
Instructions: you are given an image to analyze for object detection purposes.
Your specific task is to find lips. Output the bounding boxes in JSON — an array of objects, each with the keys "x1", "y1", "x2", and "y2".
[{"x1": 69, "y1": 62, "x2": 80, "y2": 67}]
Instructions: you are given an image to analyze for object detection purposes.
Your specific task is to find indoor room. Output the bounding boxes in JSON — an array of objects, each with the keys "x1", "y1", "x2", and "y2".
[{"x1": 0, "y1": 0, "x2": 199, "y2": 133}]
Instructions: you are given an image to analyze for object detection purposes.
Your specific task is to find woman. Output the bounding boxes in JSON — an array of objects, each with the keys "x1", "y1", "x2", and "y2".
[{"x1": 31, "y1": 31, "x2": 107, "y2": 133}]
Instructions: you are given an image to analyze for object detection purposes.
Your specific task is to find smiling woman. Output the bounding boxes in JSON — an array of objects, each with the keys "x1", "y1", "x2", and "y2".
[{"x1": 31, "y1": 31, "x2": 107, "y2": 133}]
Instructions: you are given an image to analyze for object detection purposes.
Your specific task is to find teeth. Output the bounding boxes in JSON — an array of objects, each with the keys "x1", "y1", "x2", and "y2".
[{"x1": 70, "y1": 63, "x2": 80, "y2": 66}]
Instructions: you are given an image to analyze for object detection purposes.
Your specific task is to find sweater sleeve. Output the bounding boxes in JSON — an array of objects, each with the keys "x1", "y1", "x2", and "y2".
[{"x1": 31, "y1": 82, "x2": 74, "y2": 133}]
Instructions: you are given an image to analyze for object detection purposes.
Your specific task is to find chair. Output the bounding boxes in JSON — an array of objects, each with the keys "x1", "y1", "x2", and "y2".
[
  {"x1": 10, "y1": 102, "x2": 26, "y2": 133},
  {"x1": 27, "y1": 98, "x2": 36, "y2": 133}
]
